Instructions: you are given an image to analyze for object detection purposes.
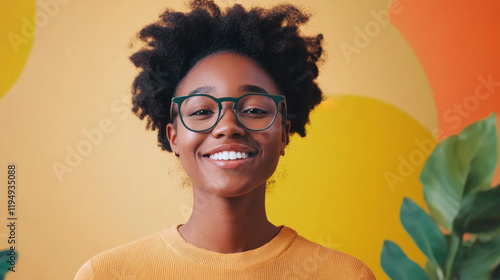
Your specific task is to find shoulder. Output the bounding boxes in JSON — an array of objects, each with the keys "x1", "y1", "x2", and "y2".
[
  {"x1": 74, "y1": 229, "x2": 166, "y2": 280},
  {"x1": 74, "y1": 259, "x2": 93, "y2": 280},
  {"x1": 281, "y1": 227, "x2": 376, "y2": 280},
  {"x1": 94, "y1": 230, "x2": 165, "y2": 263}
]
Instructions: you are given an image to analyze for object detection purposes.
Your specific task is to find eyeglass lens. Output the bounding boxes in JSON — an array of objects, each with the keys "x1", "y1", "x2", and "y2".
[{"x1": 179, "y1": 95, "x2": 278, "y2": 131}]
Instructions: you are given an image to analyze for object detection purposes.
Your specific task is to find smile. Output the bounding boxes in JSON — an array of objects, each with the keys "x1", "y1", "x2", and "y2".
[{"x1": 205, "y1": 151, "x2": 256, "y2": 161}]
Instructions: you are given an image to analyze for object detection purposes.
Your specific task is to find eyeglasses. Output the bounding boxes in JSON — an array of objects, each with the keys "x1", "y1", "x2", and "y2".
[{"x1": 170, "y1": 93, "x2": 287, "y2": 132}]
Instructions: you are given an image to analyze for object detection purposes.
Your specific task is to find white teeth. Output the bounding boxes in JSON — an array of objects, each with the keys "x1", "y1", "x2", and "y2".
[{"x1": 208, "y1": 151, "x2": 251, "y2": 160}]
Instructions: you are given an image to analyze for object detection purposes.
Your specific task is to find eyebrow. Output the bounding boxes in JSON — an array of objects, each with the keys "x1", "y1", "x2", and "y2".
[
  {"x1": 238, "y1": 85, "x2": 269, "y2": 94},
  {"x1": 188, "y1": 86, "x2": 215, "y2": 96},
  {"x1": 187, "y1": 85, "x2": 269, "y2": 96}
]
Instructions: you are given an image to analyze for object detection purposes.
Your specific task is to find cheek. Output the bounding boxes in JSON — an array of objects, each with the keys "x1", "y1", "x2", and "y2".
[
  {"x1": 177, "y1": 129, "x2": 203, "y2": 154},
  {"x1": 254, "y1": 125, "x2": 284, "y2": 157},
  {"x1": 176, "y1": 129, "x2": 206, "y2": 174},
  {"x1": 176, "y1": 132, "x2": 205, "y2": 183},
  {"x1": 260, "y1": 124, "x2": 283, "y2": 144}
]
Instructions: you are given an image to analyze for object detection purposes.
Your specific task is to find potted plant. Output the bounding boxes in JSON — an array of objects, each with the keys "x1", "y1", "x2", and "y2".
[{"x1": 381, "y1": 113, "x2": 500, "y2": 280}]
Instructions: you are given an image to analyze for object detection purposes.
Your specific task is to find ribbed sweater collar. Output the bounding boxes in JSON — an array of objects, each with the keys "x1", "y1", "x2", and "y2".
[{"x1": 159, "y1": 224, "x2": 297, "y2": 270}]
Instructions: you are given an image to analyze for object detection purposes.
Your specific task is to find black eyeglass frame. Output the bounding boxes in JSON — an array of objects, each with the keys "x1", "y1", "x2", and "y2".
[{"x1": 170, "y1": 93, "x2": 287, "y2": 132}]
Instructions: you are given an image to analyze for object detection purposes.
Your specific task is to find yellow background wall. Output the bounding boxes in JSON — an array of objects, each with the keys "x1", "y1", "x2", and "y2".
[{"x1": 1, "y1": 0, "x2": 498, "y2": 279}]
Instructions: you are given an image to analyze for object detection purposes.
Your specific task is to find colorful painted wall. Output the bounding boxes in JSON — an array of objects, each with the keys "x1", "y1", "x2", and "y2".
[{"x1": 1, "y1": 0, "x2": 499, "y2": 279}]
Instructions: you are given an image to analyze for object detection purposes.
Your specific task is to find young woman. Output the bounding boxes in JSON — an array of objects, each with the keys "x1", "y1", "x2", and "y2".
[{"x1": 75, "y1": 0, "x2": 375, "y2": 279}]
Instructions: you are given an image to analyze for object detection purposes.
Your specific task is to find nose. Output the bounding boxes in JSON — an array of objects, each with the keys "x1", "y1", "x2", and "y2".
[{"x1": 211, "y1": 104, "x2": 246, "y2": 138}]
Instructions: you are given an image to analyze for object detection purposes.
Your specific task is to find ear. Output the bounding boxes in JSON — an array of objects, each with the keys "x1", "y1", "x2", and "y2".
[
  {"x1": 281, "y1": 120, "x2": 291, "y2": 152},
  {"x1": 166, "y1": 123, "x2": 179, "y2": 155}
]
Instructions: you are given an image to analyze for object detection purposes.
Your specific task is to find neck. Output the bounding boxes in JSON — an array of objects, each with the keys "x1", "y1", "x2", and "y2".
[{"x1": 178, "y1": 183, "x2": 281, "y2": 253}]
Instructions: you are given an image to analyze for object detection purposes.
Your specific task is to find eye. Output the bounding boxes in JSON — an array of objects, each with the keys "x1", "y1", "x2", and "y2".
[
  {"x1": 189, "y1": 109, "x2": 214, "y2": 116},
  {"x1": 243, "y1": 108, "x2": 269, "y2": 115},
  {"x1": 241, "y1": 107, "x2": 271, "y2": 120}
]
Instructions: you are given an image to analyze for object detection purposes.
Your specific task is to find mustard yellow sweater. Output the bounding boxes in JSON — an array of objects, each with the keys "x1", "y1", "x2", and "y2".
[{"x1": 75, "y1": 224, "x2": 375, "y2": 279}]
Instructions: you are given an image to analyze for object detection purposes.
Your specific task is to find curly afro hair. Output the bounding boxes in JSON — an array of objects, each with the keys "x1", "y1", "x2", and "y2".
[{"x1": 130, "y1": 0, "x2": 324, "y2": 152}]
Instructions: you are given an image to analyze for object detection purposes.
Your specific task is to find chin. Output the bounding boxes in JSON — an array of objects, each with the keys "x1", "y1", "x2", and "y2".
[{"x1": 202, "y1": 179, "x2": 266, "y2": 198}]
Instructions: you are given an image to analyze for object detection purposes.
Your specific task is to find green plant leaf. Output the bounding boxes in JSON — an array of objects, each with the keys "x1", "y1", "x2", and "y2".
[
  {"x1": 492, "y1": 264, "x2": 500, "y2": 280},
  {"x1": 444, "y1": 233, "x2": 466, "y2": 280},
  {"x1": 381, "y1": 240, "x2": 430, "y2": 280},
  {"x1": 454, "y1": 184, "x2": 500, "y2": 234},
  {"x1": 420, "y1": 113, "x2": 498, "y2": 230},
  {"x1": 457, "y1": 235, "x2": 500, "y2": 280},
  {"x1": 478, "y1": 226, "x2": 500, "y2": 242},
  {"x1": 424, "y1": 261, "x2": 443, "y2": 280},
  {"x1": 400, "y1": 198, "x2": 448, "y2": 267},
  {"x1": 0, "y1": 249, "x2": 16, "y2": 276}
]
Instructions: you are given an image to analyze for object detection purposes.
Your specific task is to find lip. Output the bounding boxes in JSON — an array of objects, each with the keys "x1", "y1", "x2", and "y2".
[
  {"x1": 203, "y1": 144, "x2": 258, "y2": 157},
  {"x1": 202, "y1": 144, "x2": 258, "y2": 169}
]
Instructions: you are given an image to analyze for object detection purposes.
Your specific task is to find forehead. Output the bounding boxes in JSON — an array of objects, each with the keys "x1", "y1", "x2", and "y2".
[{"x1": 175, "y1": 52, "x2": 280, "y2": 97}]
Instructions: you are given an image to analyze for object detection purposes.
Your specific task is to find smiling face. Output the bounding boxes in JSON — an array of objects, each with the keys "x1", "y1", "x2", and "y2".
[{"x1": 167, "y1": 52, "x2": 290, "y2": 198}]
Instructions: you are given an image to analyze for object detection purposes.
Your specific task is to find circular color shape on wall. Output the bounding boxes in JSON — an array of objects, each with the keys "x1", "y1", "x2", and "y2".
[
  {"x1": 267, "y1": 95, "x2": 433, "y2": 279},
  {"x1": 0, "y1": 1, "x2": 36, "y2": 99}
]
